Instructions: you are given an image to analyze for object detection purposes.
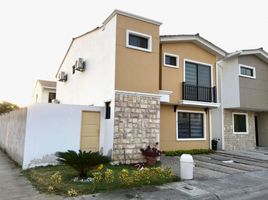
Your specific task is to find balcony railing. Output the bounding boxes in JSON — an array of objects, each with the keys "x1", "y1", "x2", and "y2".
[{"x1": 182, "y1": 82, "x2": 217, "y2": 103}]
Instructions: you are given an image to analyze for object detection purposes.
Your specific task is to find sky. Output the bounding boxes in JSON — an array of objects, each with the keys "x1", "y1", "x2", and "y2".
[{"x1": 0, "y1": 0, "x2": 267, "y2": 106}]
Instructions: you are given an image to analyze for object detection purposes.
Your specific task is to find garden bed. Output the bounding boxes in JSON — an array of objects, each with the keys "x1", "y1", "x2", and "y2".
[{"x1": 22, "y1": 163, "x2": 179, "y2": 197}]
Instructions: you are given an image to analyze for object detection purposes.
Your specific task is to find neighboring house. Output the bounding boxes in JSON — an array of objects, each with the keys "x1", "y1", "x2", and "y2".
[
  {"x1": 159, "y1": 35, "x2": 226, "y2": 151},
  {"x1": 56, "y1": 10, "x2": 226, "y2": 164},
  {"x1": 212, "y1": 48, "x2": 268, "y2": 150},
  {"x1": 32, "y1": 80, "x2": 57, "y2": 103}
]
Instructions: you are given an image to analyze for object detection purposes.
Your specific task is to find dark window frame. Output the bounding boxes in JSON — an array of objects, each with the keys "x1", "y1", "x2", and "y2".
[
  {"x1": 239, "y1": 65, "x2": 255, "y2": 78},
  {"x1": 105, "y1": 101, "x2": 111, "y2": 119},
  {"x1": 48, "y1": 92, "x2": 56, "y2": 103},
  {"x1": 185, "y1": 61, "x2": 212, "y2": 87},
  {"x1": 177, "y1": 111, "x2": 205, "y2": 139},
  {"x1": 126, "y1": 30, "x2": 152, "y2": 52},
  {"x1": 164, "y1": 53, "x2": 179, "y2": 67},
  {"x1": 233, "y1": 113, "x2": 248, "y2": 134}
]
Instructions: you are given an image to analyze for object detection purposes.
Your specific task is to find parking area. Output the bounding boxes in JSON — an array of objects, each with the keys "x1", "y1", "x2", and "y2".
[{"x1": 161, "y1": 148, "x2": 268, "y2": 180}]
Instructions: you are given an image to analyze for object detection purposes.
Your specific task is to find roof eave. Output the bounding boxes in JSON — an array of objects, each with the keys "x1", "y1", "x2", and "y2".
[
  {"x1": 103, "y1": 9, "x2": 162, "y2": 26},
  {"x1": 160, "y1": 36, "x2": 227, "y2": 57}
]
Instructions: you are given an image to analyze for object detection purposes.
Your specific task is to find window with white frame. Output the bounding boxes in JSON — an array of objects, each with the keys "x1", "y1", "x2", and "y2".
[
  {"x1": 176, "y1": 111, "x2": 206, "y2": 140},
  {"x1": 126, "y1": 30, "x2": 152, "y2": 52},
  {"x1": 239, "y1": 64, "x2": 256, "y2": 79},
  {"x1": 164, "y1": 53, "x2": 179, "y2": 68},
  {"x1": 232, "y1": 113, "x2": 248, "y2": 134}
]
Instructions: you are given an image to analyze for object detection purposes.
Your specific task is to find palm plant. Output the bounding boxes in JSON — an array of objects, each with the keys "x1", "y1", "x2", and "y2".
[{"x1": 56, "y1": 150, "x2": 110, "y2": 178}]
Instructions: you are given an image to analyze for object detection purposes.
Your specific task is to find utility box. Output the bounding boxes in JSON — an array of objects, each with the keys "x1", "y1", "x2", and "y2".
[{"x1": 180, "y1": 154, "x2": 194, "y2": 180}]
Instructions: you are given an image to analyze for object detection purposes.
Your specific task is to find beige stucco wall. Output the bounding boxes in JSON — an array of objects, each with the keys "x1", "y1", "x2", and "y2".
[
  {"x1": 115, "y1": 14, "x2": 160, "y2": 94},
  {"x1": 160, "y1": 104, "x2": 210, "y2": 151},
  {"x1": 0, "y1": 108, "x2": 27, "y2": 165},
  {"x1": 161, "y1": 42, "x2": 217, "y2": 104},
  {"x1": 257, "y1": 112, "x2": 268, "y2": 146},
  {"x1": 224, "y1": 109, "x2": 256, "y2": 150}
]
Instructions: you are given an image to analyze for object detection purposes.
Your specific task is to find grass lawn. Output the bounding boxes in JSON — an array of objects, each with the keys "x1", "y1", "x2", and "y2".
[{"x1": 22, "y1": 163, "x2": 179, "y2": 196}]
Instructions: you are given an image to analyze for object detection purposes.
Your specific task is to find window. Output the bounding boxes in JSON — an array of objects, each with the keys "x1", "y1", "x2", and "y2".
[
  {"x1": 233, "y1": 113, "x2": 248, "y2": 134},
  {"x1": 126, "y1": 30, "x2": 152, "y2": 52},
  {"x1": 185, "y1": 61, "x2": 211, "y2": 87},
  {"x1": 105, "y1": 101, "x2": 111, "y2": 119},
  {"x1": 48, "y1": 92, "x2": 56, "y2": 103},
  {"x1": 177, "y1": 111, "x2": 206, "y2": 140},
  {"x1": 164, "y1": 53, "x2": 179, "y2": 68},
  {"x1": 239, "y1": 64, "x2": 256, "y2": 79}
]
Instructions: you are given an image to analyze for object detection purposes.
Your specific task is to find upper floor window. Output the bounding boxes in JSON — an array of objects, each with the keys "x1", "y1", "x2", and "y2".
[
  {"x1": 239, "y1": 64, "x2": 256, "y2": 79},
  {"x1": 126, "y1": 30, "x2": 152, "y2": 52},
  {"x1": 185, "y1": 60, "x2": 212, "y2": 87},
  {"x1": 164, "y1": 53, "x2": 179, "y2": 68},
  {"x1": 232, "y1": 113, "x2": 248, "y2": 134}
]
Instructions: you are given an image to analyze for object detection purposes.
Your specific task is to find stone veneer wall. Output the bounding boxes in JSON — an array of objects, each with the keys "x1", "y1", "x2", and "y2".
[
  {"x1": 113, "y1": 92, "x2": 160, "y2": 164},
  {"x1": 224, "y1": 109, "x2": 256, "y2": 150}
]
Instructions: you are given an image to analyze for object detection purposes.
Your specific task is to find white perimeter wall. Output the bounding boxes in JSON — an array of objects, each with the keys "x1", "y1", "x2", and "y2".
[
  {"x1": 22, "y1": 103, "x2": 109, "y2": 169},
  {"x1": 0, "y1": 108, "x2": 27, "y2": 165}
]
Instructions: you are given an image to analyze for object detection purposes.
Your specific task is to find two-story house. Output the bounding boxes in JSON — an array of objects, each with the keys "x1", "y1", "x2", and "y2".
[
  {"x1": 55, "y1": 10, "x2": 226, "y2": 164},
  {"x1": 159, "y1": 35, "x2": 226, "y2": 151},
  {"x1": 212, "y1": 48, "x2": 268, "y2": 150}
]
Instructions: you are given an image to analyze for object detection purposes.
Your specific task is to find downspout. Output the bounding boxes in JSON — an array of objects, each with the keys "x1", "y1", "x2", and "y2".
[{"x1": 217, "y1": 60, "x2": 225, "y2": 150}]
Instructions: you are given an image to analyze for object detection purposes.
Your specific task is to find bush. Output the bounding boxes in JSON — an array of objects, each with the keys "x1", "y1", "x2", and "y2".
[
  {"x1": 56, "y1": 150, "x2": 110, "y2": 178},
  {"x1": 164, "y1": 149, "x2": 212, "y2": 156}
]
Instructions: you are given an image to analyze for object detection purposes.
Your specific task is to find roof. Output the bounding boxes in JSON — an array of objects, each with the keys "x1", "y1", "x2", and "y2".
[
  {"x1": 160, "y1": 34, "x2": 227, "y2": 58},
  {"x1": 103, "y1": 9, "x2": 162, "y2": 26},
  {"x1": 37, "y1": 80, "x2": 57, "y2": 89},
  {"x1": 224, "y1": 48, "x2": 268, "y2": 64}
]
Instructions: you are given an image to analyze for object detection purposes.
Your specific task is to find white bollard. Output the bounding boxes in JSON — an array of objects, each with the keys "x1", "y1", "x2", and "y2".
[{"x1": 180, "y1": 154, "x2": 194, "y2": 180}]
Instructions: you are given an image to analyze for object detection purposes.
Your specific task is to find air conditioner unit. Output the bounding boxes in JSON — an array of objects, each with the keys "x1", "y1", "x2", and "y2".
[
  {"x1": 57, "y1": 71, "x2": 68, "y2": 82},
  {"x1": 52, "y1": 99, "x2": 60, "y2": 104},
  {"x1": 75, "y1": 58, "x2": 85, "y2": 72}
]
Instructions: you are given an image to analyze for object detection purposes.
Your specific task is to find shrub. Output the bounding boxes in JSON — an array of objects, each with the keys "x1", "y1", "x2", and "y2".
[
  {"x1": 67, "y1": 188, "x2": 78, "y2": 197},
  {"x1": 118, "y1": 169, "x2": 133, "y2": 186},
  {"x1": 91, "y1": 172, "x2": 103, "y2": 192},
  {"x1": 50, "y1": 171, "x2": 62, "y2": 185},
  {"x1": 140, "y1": 144, "x2": 161, "y2": 158},
  {"x1": 164, "y1": 149, "x2": 212, "y2": 156},
  {"x1": 104, "y1": 169, "x2": 114, "y2": 184},
  {"x1": 56, "y1": 150, "x2": 110, "y2": 178}
]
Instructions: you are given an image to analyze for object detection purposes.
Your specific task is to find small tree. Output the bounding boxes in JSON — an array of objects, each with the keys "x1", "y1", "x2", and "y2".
[
  {"x1": 56, "y1": 150, "x2": 110, "y2": 178},
  {"x1": 0, "y1": 101, "x2": 19, "y2": 115}
]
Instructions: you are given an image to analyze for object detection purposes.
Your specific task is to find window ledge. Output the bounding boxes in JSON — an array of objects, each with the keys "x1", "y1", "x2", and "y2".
[
  {"x1": 176, "y1": 138, "x2": 207, "y2": 141},
  {"x1": 179, "y1": 100, "x2": 220, "y2": 108}
]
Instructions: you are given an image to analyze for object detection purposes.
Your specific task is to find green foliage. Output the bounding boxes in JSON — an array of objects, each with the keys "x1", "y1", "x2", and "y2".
[
  {"x1": 118, "y1": 169, "x2": 133, "y2": 186},
  {"x1": 0, "y1": 101, "x2": 19, "y2": 115},
  {"x1": 104, "y1": 169, "x2": 114, "y2": 184},
  {"x1": 56, "y1": 150, "x2": 110, "y2": 178},
  {"x1": 23, "y1": 164, "x2": 178, "y2": 196},
  {"x1": 164, "y1": 149, "x2": 212, "y2": 156}
]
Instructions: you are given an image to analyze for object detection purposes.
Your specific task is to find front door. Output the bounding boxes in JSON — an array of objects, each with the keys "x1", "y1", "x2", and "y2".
[
  {"x1": 80, "y1": 111, "x2": 100, "y2": 152},
  {"x1": 255, "y1": 116, "x2": 259, "y2": 146}
]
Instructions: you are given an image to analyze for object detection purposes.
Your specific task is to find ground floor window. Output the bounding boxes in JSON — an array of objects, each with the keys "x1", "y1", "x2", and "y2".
[
  {"x1": 176, "y1": 111, "x2": 206, "y2": 140},
  {"x1": 232, "y1": 112, "x2": 248, "y2": 134}
]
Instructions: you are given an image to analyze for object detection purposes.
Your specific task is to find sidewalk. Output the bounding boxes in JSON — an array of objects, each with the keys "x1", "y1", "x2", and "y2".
[{"x1": 0, "y1": 150, "x2": 63, "y2": 200}]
